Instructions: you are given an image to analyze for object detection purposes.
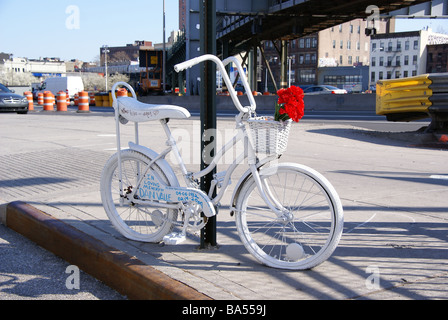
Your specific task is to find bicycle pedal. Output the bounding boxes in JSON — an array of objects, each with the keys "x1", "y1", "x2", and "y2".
[{"x1": 163, "y1": 232, "x2": 186, "y2": 245}]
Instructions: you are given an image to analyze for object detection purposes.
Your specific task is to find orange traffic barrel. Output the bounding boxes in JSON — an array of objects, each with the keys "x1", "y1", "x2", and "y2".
[
  {"x1": 89, "y1": 92, "x2": 96, "y2": 105},
  {"x1": 77, "y1": 91, "x2": 90, "y2": 113},
  {"x1": 24, "y1": 91, "x2": 34, "y2": 111},
  {"x1": 43, "y1": 91, "x2": 54, "y2": 111},
  {"x1": 74, "y1": 93, "x2": 79, "y2": 106},
  {"x1": 66, "y1": 89, "x2": 70, "y2": 105},
  {"x1": 38, "y1": 92, "x2": 44, "y2": 105},
  {"x1": 57, "y1": 91, "x2": 67, "y2": 112},
  {"x1": 116, "y1": 88, "x2": 128, "y2": 98}
]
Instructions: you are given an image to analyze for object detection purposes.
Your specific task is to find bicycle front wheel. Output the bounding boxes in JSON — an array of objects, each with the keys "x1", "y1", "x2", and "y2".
[
  {"x1": 235, "y1": 163, "x2": 343, "y2": 270},
  {"x1": 100, "y1": 150, "x2": 178, "y2": 242}
]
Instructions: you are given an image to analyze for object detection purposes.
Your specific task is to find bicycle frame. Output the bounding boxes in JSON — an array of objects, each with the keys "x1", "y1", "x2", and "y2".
[{"x1": 111, "y1": 55, "x2": 288, "y2": 220}]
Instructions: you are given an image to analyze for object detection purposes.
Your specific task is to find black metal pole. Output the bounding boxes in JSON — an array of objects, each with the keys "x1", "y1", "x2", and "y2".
[{"x1": 199, "y1": 0, "x2": 217, "y2": 249}]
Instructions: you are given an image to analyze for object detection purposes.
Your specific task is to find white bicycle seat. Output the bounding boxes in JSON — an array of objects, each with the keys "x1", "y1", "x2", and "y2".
[{"x1": 116, "y1": 96, "x2": 191, "y2": 122}]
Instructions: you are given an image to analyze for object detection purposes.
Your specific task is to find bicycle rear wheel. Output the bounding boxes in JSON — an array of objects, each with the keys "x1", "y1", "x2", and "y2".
[
  {"x1": 235, "y1": 163, "x2": 343, "y2": 270},
  {"x1": 100, "y1": 150, "x2": 178, "y2": 242}
]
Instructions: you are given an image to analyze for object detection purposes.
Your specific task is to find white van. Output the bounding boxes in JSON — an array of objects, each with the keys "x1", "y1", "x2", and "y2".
[{"x1": 38, "y1": 76, "x2": 84, "y2": 99}]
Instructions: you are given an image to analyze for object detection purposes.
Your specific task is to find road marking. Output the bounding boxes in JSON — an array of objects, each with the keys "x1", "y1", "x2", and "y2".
[
  {"x1": 345, "y1": 213, "x2": 377, "y2": 234},
  {"x1": 430, "y1": 175, "x2": 448, "y2": 180}
]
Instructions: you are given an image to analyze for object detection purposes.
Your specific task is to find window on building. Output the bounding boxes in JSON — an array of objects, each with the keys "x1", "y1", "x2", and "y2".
[
  {"x1": 379, "y1": 71, "x2": 383, "y2": 80},
  {"x1": 413, "y1": 55, "x2": 417, "y2": 65},
  {"x1": 387, "y1": 71, "x2": 392, "y2": 79},
  {"x1": 333, "y1": 40, "x2": 336, "y2": 49},
  {"x1": 387, "y1": 56, "x2": 392, "y2": 66},
  {"x1": 379, "y1": 56, "x2": 384, "y2": 66},
  {"x1": 348, "y1": 56, "x2": 352, "y2": 65},
  {"x1": 395, "y1": 71, "x2": 400, "y2": 79},
  {"x1": 371, "y1": 57, "x2": 376, "y2": 66},
  {"x1": 396, "y1": 56, "x2": 401, "y2": 66},
  {"x1": 397, "y1": 41, "x2": 401, "y2": 51},
  {"x1": 413, "y1": 40, "x2": 418, "y2": 50},
  {"x1": 404, "y1": 71, "x2": 408, "y2": 77},
  {"x1": 339, "y1": 55, "x2": 343, "y2": 64},
  {"x1": 299, "y1": 70, "x2": 316, "y2": 83},
  {"x1": 347, "y1": 41, "x2": 351, "y2": 50},
  {"x1": 404, "y1": 55, "x2": 409, "y2": 65},
  {"x1": 405, "y1": 41, "x2": 410, "y2": 50},
  {"x1": 388, "y1": 41, "x2": 393, "y2": 52},
  {"x1": 371, "y1": 72, "x2": 375, "y2": 82},
  {"x1": 372, "y1": 43, "x2": 377, "y2": 52},
  {"x1": 340, "y1": 41, "x2": 343, "y2": 49}
]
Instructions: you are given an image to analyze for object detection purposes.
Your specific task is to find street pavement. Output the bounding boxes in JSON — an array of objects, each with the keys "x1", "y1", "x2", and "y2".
[{"x1": 1, "y1": 107, "x2": 447, "y2": 300}]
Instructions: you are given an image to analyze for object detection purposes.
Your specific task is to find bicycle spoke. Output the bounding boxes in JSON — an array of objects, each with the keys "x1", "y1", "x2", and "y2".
[{"x1": 235, "y1": 164, "x2": 343, "y2": 270}]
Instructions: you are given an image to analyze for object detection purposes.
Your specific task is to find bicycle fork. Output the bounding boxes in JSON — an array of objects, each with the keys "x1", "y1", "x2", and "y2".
[{"x1": 249, "y1": 164, "x2": 292, "y2": 220}]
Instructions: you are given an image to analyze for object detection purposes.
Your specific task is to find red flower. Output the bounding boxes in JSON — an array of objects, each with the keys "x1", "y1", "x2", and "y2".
[{"x1": 275, "y1": 86, "x2": 305, "y2": 122}]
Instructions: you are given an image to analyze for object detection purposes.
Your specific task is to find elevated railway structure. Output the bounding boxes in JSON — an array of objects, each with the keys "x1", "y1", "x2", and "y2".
[{"x1": 173, "y1": 0, "x2": 446, "y2": 94}]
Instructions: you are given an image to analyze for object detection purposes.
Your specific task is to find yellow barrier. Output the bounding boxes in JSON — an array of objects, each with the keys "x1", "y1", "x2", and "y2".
[{"x1": 376, "y1": 75, "x2": 432, "y2": 117}]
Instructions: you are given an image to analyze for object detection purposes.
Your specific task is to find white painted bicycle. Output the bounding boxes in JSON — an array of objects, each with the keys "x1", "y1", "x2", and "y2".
[{"x1": 100, "y1": 55, "x2": 343, "y2": 270}]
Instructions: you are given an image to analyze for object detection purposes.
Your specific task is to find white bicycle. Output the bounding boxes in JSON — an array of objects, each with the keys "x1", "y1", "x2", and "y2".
[{"x1": 100, "y1": 54, "x2": 343, "y2": 270}]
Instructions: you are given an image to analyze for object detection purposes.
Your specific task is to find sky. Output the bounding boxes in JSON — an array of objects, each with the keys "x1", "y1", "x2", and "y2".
[
  {"x1": 395, "y1": 17, "x2": 448, "y2": 34},
  {"x1": 0, "y1": 0, "x2": 179, "y2": 62},
  {"x1": 0, "y1": 0, "x2": 447, "y2": 63}
]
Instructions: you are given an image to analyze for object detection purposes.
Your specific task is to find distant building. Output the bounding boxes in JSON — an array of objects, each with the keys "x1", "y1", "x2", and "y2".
[
  {"x1": 0, "y1": 56, "x2": 66, "y2": 81},
  {"x1": 369, "y1": 29, "x2": 448, "y2": 86},
  {"x1": 427, "y1": 43, "x2": 448, "y2": 73},
  {"x1": 318, "y1": 18, "x2": 389, "y2": 68},
  {"x1": 262, "y1": 18, "x2": 389, "y2": 91},
  {"x1": 179, "y1": 0, "x2": 187, "y2": 30},
  {"x1": 100, "y1": 41, "x2": 153, "y2": 66}
]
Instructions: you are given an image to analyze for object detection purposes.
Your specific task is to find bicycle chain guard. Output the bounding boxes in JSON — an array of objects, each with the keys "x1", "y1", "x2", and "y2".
[{"x1": 138, "y1": 173, "x2": 216, "y2": 218}]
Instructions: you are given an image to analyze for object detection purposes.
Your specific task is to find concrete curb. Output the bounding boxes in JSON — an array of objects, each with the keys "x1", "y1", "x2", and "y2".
[{"x1": 1, "y1": 201, "x2": 211, "y2": 300}]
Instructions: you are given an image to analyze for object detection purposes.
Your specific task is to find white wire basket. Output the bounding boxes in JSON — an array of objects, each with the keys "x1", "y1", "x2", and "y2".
[{"x1": 246, "y1": 116, "x2": 292, "y2": 156}]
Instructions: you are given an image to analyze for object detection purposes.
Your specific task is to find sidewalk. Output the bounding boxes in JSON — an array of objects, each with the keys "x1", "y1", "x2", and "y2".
[{"x1": 1, "y1": 112, "x2": 447, "y2": 300}]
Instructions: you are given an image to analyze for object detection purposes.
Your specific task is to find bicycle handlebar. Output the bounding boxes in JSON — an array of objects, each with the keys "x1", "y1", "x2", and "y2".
[{"x1": 174, "y1": 54, "x2": 256, "y2": 114}]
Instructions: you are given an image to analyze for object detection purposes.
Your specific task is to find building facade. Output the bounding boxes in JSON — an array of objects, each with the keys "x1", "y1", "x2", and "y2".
[
  {"x1": 261, "y1": 18, "x2": 389, "y2": 92},
  {"x1": 99, "y1": 41, "x2": 153, "y2": 66},
  {"x1": 318, "y1": 18, "x2": 388, "y2": 68},
  {"x1": 427, "y1": 43, "x2": 448, "y2": 73},
  {"x1": 0, "y1": 55, "x2": 66, "y2": 85},
  {"x1": 370, "y1": 29, "x2": 448, "y2": 86}
]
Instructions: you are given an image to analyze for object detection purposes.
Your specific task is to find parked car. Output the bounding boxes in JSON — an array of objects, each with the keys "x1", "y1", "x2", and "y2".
[
  {"x1": 303, "y1": 85, "x2": 347, "y2": 95},
  {"x1": 0, "y1": 83, "x2": 28, "y2": 114}
]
